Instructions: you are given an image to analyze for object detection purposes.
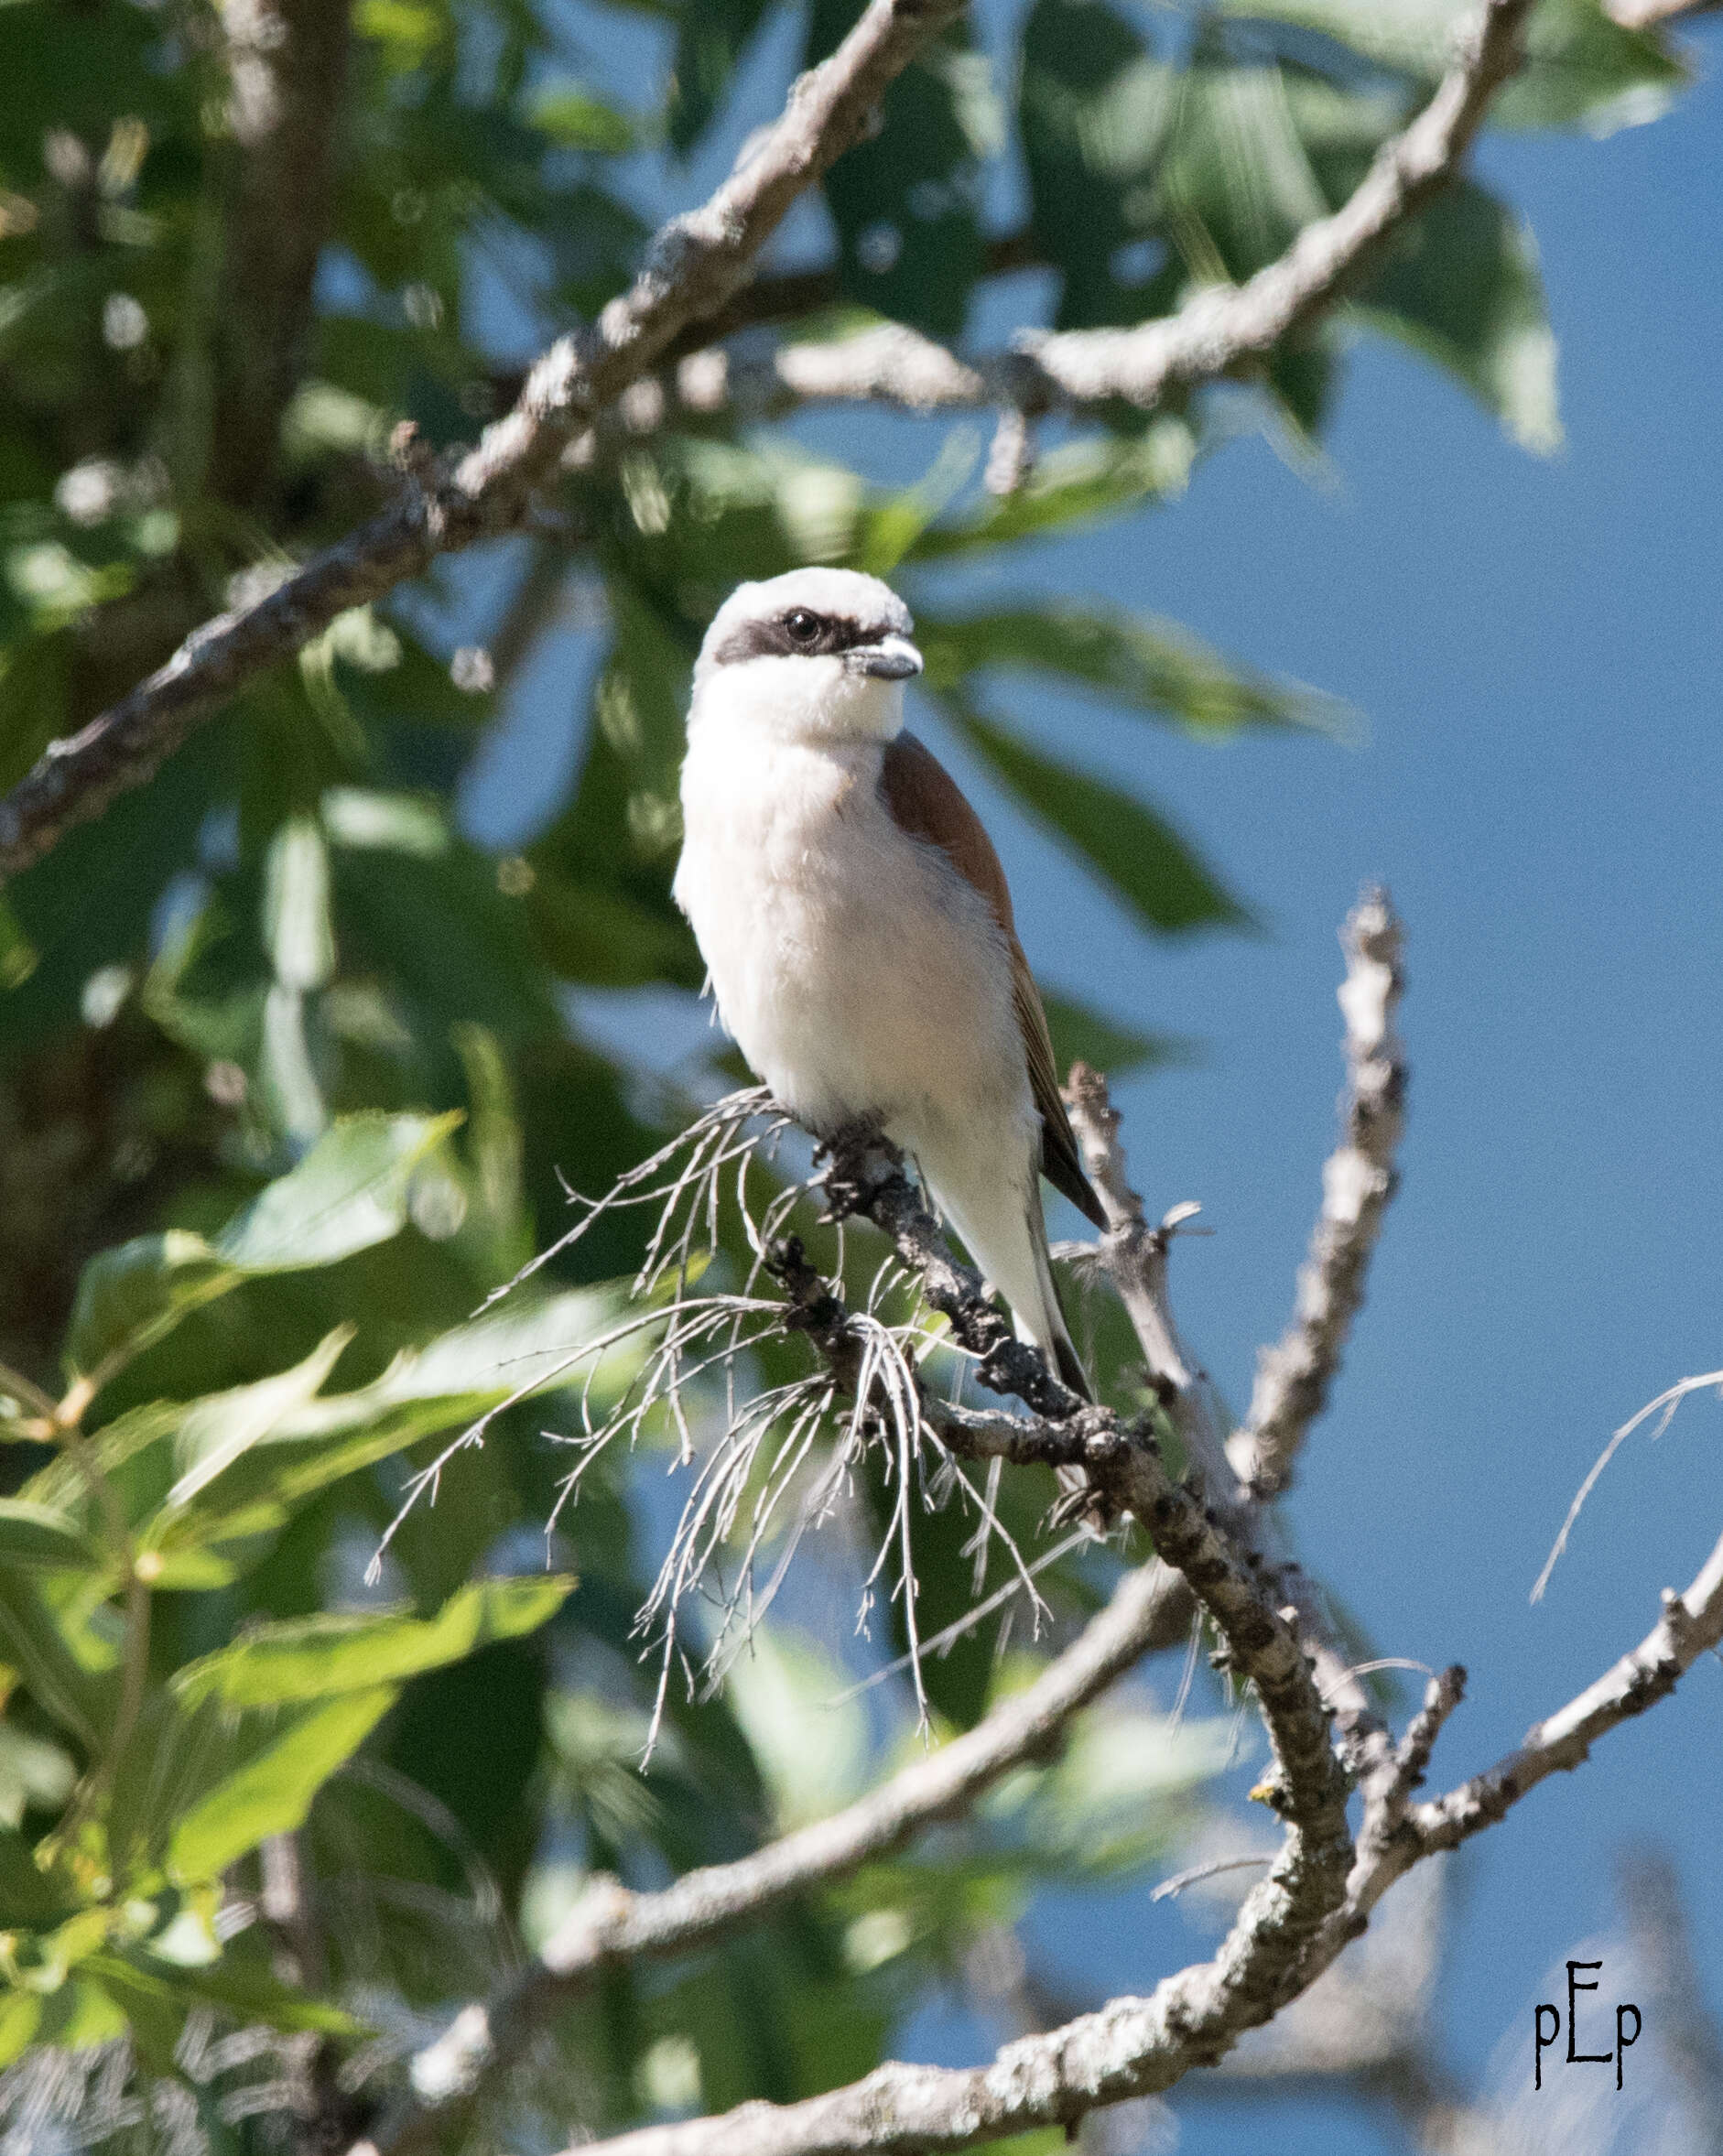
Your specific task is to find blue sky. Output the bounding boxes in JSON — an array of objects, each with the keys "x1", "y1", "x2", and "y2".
[{"x1": 470, "y1": 6, "x2": 1723, "y2": 2143}]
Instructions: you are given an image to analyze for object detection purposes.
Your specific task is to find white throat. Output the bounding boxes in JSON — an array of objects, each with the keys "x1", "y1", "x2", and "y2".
[{"x1": 686, "y1": 654, "x2": 907, "y2": 752}]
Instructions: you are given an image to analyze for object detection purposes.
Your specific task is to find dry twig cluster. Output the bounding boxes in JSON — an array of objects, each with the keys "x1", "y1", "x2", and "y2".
[{"x1": 337, "y1": 889, "x2": 1723, "y2": 2156}]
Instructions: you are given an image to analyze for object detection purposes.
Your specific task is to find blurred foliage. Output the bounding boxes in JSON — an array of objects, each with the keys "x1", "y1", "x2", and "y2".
[{"x1": 0, "y1": 0, "x2": 1691, "y2": 2144}]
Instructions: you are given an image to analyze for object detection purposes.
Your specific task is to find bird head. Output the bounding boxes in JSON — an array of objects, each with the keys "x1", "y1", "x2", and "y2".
[{"x1": 690, "y1": 569, "x2": 923, "y2": 743}]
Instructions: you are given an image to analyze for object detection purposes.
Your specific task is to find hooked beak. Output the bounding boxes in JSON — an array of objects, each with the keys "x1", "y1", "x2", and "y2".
[{"x1": 847, "y1": 633, "x2": 923, "y2": 681}]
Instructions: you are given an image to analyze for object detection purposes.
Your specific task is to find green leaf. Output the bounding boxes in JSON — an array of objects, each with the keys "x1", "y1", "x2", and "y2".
[
  {"x1": 63, "y1": 1232, "x2": 228, "y2": 1386},
  {"x1": 905, "y1": 428, "x2": 1197, "y2": 561},
  {"x1": 1040, "y1": 991, "x2": 1195, "y2": 1080},
  {"x1": 1162, "y1": 60, "x2": 1327, "y2": 285},
  {"x1": 154, "y1": 1940, "x2": 363, "y2": 2035},
  {"x1": 1019, "y1": 0, "x2": 1175, "y2": 330},
  {"x1": 527, "y1": 868, "x2": 699, "y2": 988},
  {"x1": 173, "y1": 1576, "x2": 576, "y2": 1709},
  {"x1": 916, "y1": 604, "x2": 1346, "y2": 737},
  {"x1": 951, "y1": 706, "x2": 1252, "y2": 935},
  {"x1": 0, "y1": 1828, "x2": 81, "y2": 1927},
  {"x1": 127, "y1": 1286, "x2": 628, "y2": 1582},
  {"x1": 166, "y1": 1689, "x2": 396, "y2": 1881},
  {"x1": 264, "y1": 815, "x2": 335, "y2": 991},
  {"x1": 79, "y1": 1955, "x2": 188, "y2": 2074},
  {"x1": 1357, "y1": 179, "x2": 1560, "y2": 452},
  {"x1": 851, "y1": 432, "x2": 979, "y2": 578},
  {"x1": 996, "y1": 1699, "x2": 1235, "y2": 1874},
  {"x1": 529, "y1": 81, "x2": 635, "y2": 154},
  {"x1": 1222, "y1": 0, "x2": 1685, "y2": 135},
  {"x1": 0, "y1": 1576, "x2": 117, "y2": 1751},
  {"x1": 0, "y1": 1501, "x2": 102, "y2": 1575},
  {"x1": 162, "y1": 1330, "x2": 354, "y2": 1516},
  {"x1": 63, "y1": 1112, "x2": 461, "y2": 1381},
  {"x1": 0, "y1": 1721, "x2": 76, "y2": 1827},
  {"x1": 213, "y1": 1111, "x2": 464, "y2": 1271},
  {"x1": 806, "y1": 2, "x2": 992, "y2": 339},
  {"x1": 668, "y1": 0, "x2": 778, "y2": 154},
  {"x1": 0, "y1": 1992, "x2": 39, "y2": 2069}
]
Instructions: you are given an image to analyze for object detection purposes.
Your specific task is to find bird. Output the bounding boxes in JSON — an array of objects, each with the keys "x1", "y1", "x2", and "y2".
[{"x1": 673, "y1": 566, "x2": 1106, "y2": 1408}]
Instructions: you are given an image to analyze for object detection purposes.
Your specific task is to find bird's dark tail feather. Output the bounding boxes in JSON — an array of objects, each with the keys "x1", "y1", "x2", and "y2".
[{"x1": 1051, "y1": 1317, "x2": 1091, "y2": 1403}]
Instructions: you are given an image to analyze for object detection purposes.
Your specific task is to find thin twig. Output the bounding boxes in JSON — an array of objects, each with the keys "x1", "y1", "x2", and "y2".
[
  {"x1": 1229, "y1": 887, "x2": 1407, "y2": 1499},
  {"x1": 1150, "y1": 1855, "x2": 1273, "y2": 1904},
  {"x1": 1531, "y1": 1366, "x2": 1723, "y2": 1603}
]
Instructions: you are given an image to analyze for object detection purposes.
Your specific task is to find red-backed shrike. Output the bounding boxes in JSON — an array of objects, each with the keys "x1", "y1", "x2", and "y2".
[{"x1": 673, "y1": 568, "x2": 1103, "y2": 1400}]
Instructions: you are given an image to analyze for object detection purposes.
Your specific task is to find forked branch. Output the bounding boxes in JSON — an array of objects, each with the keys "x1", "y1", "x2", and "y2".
[
  {"x1": 0, "y1": 0, "x2": 1533, "y2": 880},
  {"x1": 0, "y1": 0, "x2": 963, "y2": 878}
]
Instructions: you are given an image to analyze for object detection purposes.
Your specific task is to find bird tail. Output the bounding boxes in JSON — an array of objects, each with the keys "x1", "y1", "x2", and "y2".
[
  {"x1": 928, "y1": 1168, "x2": 1101, "y2": 1534},
  {"x1": 1020, "y1": 1201, "x2": 1090, "y2": 1403},
  {"x1": 1017, "y1": 1203, "x2": 1111, "y2": 1528}
]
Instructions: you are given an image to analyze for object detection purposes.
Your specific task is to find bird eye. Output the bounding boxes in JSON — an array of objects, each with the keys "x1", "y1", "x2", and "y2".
[{"x1": 784, "y1": 608, "x2": 820, "y2": 645}]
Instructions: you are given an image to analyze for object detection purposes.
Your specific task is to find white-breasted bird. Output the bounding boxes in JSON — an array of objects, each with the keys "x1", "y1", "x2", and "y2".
[{"x1": 673, "y1": 567, "x2": 1104, "y2": 1402}]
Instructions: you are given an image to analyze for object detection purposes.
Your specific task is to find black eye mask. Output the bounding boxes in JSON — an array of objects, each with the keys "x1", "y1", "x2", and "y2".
[{"x1": 713, "y1": 611, "x2": 895, "y2": 665}]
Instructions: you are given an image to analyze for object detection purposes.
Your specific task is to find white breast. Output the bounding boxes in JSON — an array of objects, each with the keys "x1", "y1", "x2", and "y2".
[{"x1": 673, "y1": 696, "x2": 1030, "y2": 1156}]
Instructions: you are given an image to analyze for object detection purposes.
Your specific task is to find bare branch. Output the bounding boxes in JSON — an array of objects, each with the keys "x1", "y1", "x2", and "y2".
[
  {"x1": 356, "y1": 1557, "x2": 1184, "y2": 2154},
  {"x1": 658, "y1": 0, "x2": 1530, "y2": 433},
  {"x1": 1062, "y1": 1056, "x2": 1392, "y2": 1788},
  {"x1": 1064, "y1": 1064, "x2": 1229, "y2": 1494},
  {"x1": 0, "y1": 0, "x2": 963, "y2": 880},
  {"x1": 1407, "y1": 1527, "x2": 1723, "y2": 1858},
  {"x1": 565, "y1": 1524, "x2": 1723, "y2": 2156},
  {"x1": 211, "y1": 0, "x2": 353, "y2": 508},
  {"x1": 1294, "y1": 1524, "x2": 1723, "y2": 2006},
  {"x1": 1230, "y1": 888, "x2": 1407, "y2": 1499}
]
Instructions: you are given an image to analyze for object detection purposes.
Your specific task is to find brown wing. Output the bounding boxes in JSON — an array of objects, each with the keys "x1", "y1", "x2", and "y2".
[{"x1": 879, "y1": 732, "x2": 1105, "y2": 1230}]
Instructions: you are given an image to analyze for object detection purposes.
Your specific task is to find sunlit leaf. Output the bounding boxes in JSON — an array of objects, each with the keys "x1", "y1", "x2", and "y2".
[
  {"x1": 65, "y1": 1112, "x2": 461, "y2": 1379},
  {"x1": 916, "y1": 604, "x2": 1346, "y2": 737},
  {"x1": 1357, "y1": 179, "x2": 1561, "y2": 452},
  {"x1": 1222, "y1": 0, "x2": 1685, "y2": 134},
  {"x1": 166, "y1": 1690, "x2": 396, "y2": 1880},
  {"x1": 173, "y1": 1575, "x2": 575, "y2": 1709},
  {"x1": 950, "y1": 705, "x2": 1252, "y2": 934}
]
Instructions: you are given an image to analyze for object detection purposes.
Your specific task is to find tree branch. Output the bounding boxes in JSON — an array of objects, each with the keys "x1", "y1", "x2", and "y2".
[
  {"x1": 0, "y1": 0, "x2": 963, "y2": 881},
  {"x1": 1062, "y1": 1052, "x2": 1394, "y2": 1789},
  {"x1": 1406, "y1": 1531, "x2": 1723, "y2": 1857},
  {"x1": 565, "y1": 1528, "x2": 1723, "y2": 2156},
  {"x1": 1284, "y1": 1527, "x2": 1723, "y2": 2015},
  {"x1": 0, "y1": 0, "x2": 1530, "y2": 882},
  {"x1": 649, "y1": 0, "x2": 1530, "y2": 433},
  {"x1": 210, "y1": 0, "x2": 353, "y2": 509},
  {"x1": 1229, "y1": 888, "x2": 1407, "y2": 1500},
  {"x1": 357, "y1": 1553, "x2": 1185, "y2": 2154}
]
